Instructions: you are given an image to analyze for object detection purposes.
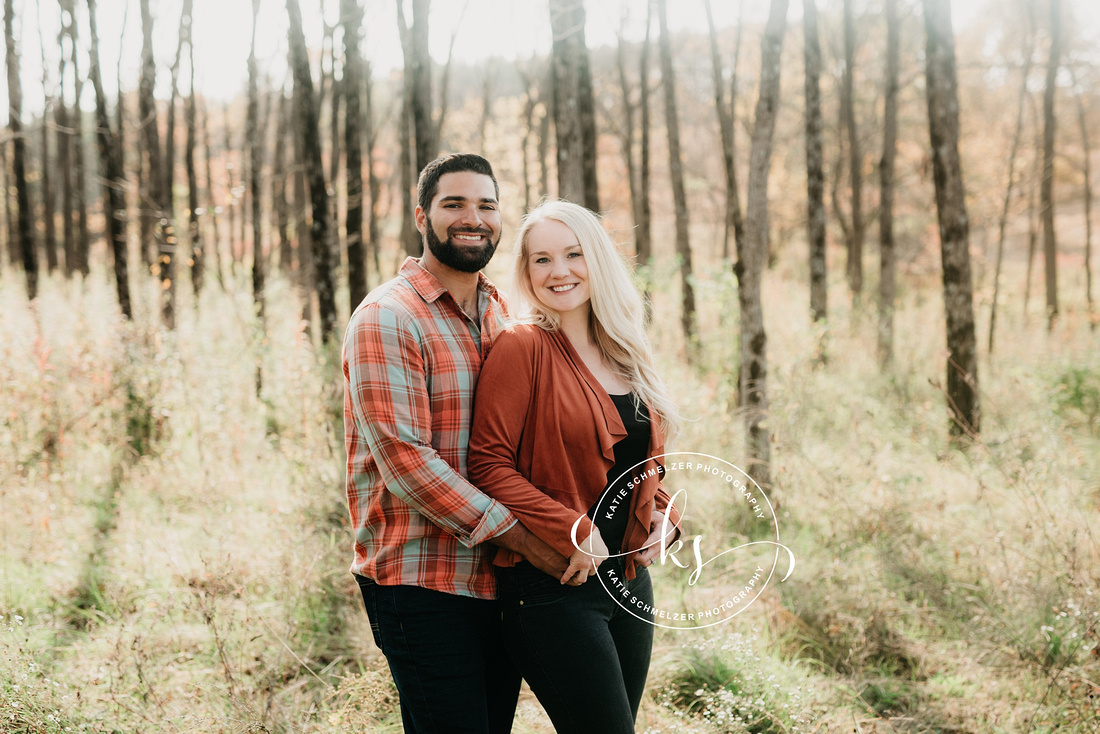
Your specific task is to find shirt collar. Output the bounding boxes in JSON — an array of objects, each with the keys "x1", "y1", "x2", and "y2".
[{"x1": 400, "y1": 256, "x2": 500, "y2": 304}]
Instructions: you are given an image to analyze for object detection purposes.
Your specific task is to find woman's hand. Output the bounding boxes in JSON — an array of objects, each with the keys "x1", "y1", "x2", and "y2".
[
  {"x1": 635, "y1": 511, "x2": 677, "y2": 567},
  {"x1": 561, "y1": 525, "x2": 609, "y2": 585}
]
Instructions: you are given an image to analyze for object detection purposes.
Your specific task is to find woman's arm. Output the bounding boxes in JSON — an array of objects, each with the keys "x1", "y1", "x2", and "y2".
[{"x1": 468, "y1": 330, "x2": 596, "y2": 560}]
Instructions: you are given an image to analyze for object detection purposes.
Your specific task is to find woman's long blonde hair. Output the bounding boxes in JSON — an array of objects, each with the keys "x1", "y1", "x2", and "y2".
[{"x1": 511, "y1": 201, "x2": 680, "y2": 441}]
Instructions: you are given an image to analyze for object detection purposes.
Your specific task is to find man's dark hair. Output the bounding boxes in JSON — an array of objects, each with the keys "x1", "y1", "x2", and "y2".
[{"x1": 417, "y1": 153, "x2": 499, "y2": 212}]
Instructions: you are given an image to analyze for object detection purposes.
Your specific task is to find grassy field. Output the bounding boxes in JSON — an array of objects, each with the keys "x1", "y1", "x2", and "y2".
[{"x1": 1, "y1": 255, "x2": 1098, "y2": 733}]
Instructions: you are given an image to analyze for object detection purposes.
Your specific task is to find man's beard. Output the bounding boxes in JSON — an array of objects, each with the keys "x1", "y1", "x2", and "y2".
[{"x1": 424, "y1": 217, "x2": 498, "y2": 273}]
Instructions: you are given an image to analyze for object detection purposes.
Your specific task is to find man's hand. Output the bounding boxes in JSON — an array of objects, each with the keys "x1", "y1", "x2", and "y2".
[
  {"x1": 561, "y1": 526, "x2": 609, "y2": 586},
  {"x1": 491, "y1": 523, "x2": 569, "y2": 578}
]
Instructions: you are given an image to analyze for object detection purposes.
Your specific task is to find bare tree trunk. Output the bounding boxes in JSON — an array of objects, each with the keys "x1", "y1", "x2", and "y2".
[
  {"x1": 223, "y1": 103, "x2": 240, "y2": 275},
  {"x1": 397, "y1": 0, "x2": 435, "y2": 174},
  {"x1": 364, "y1": 60, "x2": 382, "y2": 282},
  {"x1": 804, "y1": 0, "x2": 827, "y2": 331},
  {"x1": 657, "y1": 0, "x2": 696, "y2": 355},
  {"x1": 185, "y1": 2, "x2": 201, "y2": 297},
  {"x1": 637, "y1": 6, "x2": 652, "y2": 266},
  {"x1": 1025, "y1": 94, "x2": 1041, "y2": 315},
  {"x1": 56, "y1": 2, "x2": 74, "y2": 276},
  {"x1": 398, "y1": 85, "x2": 420, "y2": 257},
  {"x1": 67, "y1": 5, "x2": 89, "y2": 278},
  {"x1": 704, "y1": 0, "x2": 744, "y2": 263},
  {"x1": 160, "y1": 0, "x2": 190, "y2": 328},
  {"x1": 287, "y1": 0, "x2": 337, "y2": 342},
  {"x1": 343, "y1": 0, "x2": 367, "y2": 309},
  {"x1": 5, "y1": 0, "x2": 36, "y2": 299},
  {"x1": 923, "y1": 0, "x2": 980, "y2": 438},
  {"x1": 293, "y1": 119, "x2": 314, "y2": 336},
  {"x1": 87, "y1": 0, "x2": 131, "y2": 319},
  {"x1": 843, "y1": 0, "x2": 863, "y2": 303},
  {"x1": 1041, "y1": 0, "x2": 1060, "y2": 329},
  {"x1": 1072, "y1": 67, "x2": 1095, "y2": 329},
  {"x1": 200, "y1": 100, "x2": 225, "y2": 289},
  {"x1": 140, "y1": 0, "x2": 170, "y2": 321},
  {"x1": 989, "y1": 16, "x2": 1034, "y2": 353},
  {"x1": 737, "y1": 0, "x2": 788, "y2": 488},
  {"x1": 878, "y1": 0, "x2": 899, "y2": 365},
  {"x1": 248, "y1": 0, "x2": 265, "y2": 392},
  {"x1": 274, "y1": 92, "x2": 291, "y2": 273},
  {"x1": 549, "y1": 0, "x2": 599, "y2": 210},
  {"x1": 1, "y1": 141, "x2": 13, "y2": 267},
  {"x1": 614, "y1": 26, "x2": 639, "y2": 251},
  {"x1": 37, "y1": 4, "x2": 57, "y2": 273},
  {"x1": 328, "y1": 56, "x2": 343, "y2": 266}
]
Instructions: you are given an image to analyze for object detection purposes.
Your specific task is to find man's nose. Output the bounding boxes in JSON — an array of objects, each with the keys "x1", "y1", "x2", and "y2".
[{"x1": 458, "y1": 205, "x2": 483, "y2": 228}]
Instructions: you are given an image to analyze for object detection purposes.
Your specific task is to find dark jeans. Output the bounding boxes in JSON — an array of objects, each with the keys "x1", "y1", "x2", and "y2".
[
  {"x1": 496, "y1": 559, "x2": 654, "y2": 734},
  {"x1": 354, "y1": 575, "x2": 520, "y2": 734}
]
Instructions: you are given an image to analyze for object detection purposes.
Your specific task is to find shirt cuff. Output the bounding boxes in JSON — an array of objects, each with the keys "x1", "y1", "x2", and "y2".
[{"x1": 464, "y1": 500, "x2": 517, "y2": 548}]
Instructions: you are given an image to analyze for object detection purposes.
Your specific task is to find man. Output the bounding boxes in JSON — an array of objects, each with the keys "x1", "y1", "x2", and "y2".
[{"x1": 342, "y1": 153, "x2": 567, "y2": 734}]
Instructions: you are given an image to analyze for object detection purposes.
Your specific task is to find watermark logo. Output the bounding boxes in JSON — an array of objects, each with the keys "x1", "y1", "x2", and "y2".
[{"x1": 571, "y1": 451, "x2": 795, "y2": 630}]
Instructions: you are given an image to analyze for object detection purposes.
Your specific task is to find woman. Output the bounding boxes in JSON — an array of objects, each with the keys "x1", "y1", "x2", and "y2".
[{"x1": 468, "y1": 201, "x2": 681, "y2": 734}]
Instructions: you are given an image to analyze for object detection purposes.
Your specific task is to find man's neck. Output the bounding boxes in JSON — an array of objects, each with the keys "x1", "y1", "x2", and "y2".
[{"x1": 420, "y1": 252, "x2": 481, "y2": 317}]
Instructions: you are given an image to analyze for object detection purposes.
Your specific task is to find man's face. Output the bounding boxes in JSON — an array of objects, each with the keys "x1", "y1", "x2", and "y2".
[{"x1": 416, "y1": 171, "x2": 501, "y2": 273}]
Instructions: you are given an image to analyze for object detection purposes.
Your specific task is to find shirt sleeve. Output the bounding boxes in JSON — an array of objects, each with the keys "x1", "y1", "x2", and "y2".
[
  {"x1": 343, "y1": 302, "x2": 516, "y2": 548},
  {"x1": 468, "y1": 330, "x2": 595, "y2": 559}
]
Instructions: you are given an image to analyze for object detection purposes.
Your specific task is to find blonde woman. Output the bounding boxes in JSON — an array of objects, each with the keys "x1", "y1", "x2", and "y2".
[{"x1": 468, "y1": 201, "x2": 681, "y2": 733}]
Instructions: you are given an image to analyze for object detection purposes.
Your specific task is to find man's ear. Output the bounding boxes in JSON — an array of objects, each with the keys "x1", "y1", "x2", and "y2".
[{"x1": 414, "y1": 206, "x2": 427, "y2": 235}]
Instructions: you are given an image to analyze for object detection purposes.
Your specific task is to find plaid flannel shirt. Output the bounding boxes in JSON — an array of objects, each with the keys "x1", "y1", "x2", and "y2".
[{"x1": 342, "y1": 257, "x2": 517, "y2": 599}]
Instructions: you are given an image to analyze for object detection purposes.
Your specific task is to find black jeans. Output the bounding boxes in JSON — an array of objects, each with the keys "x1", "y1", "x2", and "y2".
[
  {"x1": 354, "y1": 575, "x2": 520, "y2": 734},
  {"x1": 496, "y1": 559, "x2": 654, "y2": 734}
]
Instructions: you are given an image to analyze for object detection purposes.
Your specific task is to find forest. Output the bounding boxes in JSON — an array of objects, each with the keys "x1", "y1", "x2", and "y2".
[{"x1": 1, "y1": 0, "x2": 1098, "y2": 731}]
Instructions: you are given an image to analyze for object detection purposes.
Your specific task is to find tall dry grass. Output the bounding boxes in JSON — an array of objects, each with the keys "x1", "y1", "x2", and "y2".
[{"x1": 1, "y1": 250, "x2": 1097, "y2": 732}]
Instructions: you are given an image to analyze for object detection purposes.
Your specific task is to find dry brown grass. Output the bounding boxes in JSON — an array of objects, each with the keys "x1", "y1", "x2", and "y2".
[{"x1": 1, "y1": 250, "x2": 1097, "y2": 732}]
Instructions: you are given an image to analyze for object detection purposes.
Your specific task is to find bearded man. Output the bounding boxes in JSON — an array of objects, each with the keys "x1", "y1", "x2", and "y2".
[{"x1": 342, "y1": 153, "x2": 567, "y2": 734}]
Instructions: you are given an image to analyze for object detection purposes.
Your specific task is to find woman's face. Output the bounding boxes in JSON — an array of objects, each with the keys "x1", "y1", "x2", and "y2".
[{"x1": 525, "y1": 219, "x2": 591, "y2": 318}]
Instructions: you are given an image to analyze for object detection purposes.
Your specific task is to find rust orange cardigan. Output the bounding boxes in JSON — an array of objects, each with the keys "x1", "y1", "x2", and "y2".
[{"x1": 468, "y1": 323, "x2": 681, "y2": 580}]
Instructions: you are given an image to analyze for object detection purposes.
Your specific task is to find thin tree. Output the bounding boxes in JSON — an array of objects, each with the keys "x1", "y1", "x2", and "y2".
[
  {"x1": 613, "y1": 21, "x2": 639, "y2": 254},
  {"x1": 273, "y1": 90, "x2": 291, "y2": 273},
  {"x1": 200, "y1": 99, "x2": 225, "y2": 288},
  {"x1": 5, "y1": 0, "x2": 36, "y2": 299},
  {"x1": 922, "y1": 0, "x2": 980, "y2": 437},
  {"x1": 223, "y1": 103, "x2": 240, "y2": 272},
  {"x1": 37, "y1": 2, "x2": 57, "y2": 273},
  {"x1": 637, "y1": 3, "x2": 652, "y2": 267},
  {"x1": 364, "y1": 59, "x2": 382, "y2": 281},
  {"x1": 87, "y1": 0, "x2": 131, "y2": 319},
  {"x1": 549, "y1": 0, "x2": 599, "y2": 209},
  {"x1": 804, "y1": 0, "x2": 827, "y2": 332},
  {"x1": 1071, "y1": 65, "x2": 1095, "y2": 329},
  {"x1": 842, "y1": 0, "x2": 863, "y2": 302},
  {"x1": 56, "y1": 3, "x2": 74, "y2": 276},
  {"x1": 397, "y1": 0, "x2": 434, "y2": 174},
  {"x1": 657, "y1": 0, "x2": 696, "y2": 354},
  {"x1": 343, "y1": 0, "x2": 367, "y2": 309},
  {"x1": 704, "y1": 0, "x2": 745, "y2": 262},
  {"x1": 737, "y1": 0, "x2": 788, "y2": 488},
  {"x1": 989, "y1": 9, "x2": 1035, "y2": 353},
  {"x1": 878, "y1": 0, "x2": 899, "y2": 365},
  {"x1": 67, "y1": 2, "x2": 88, "y2": 276},
  {"x1": 185, "y1": 0, "x2": 202, "y2": 296},
  {"x1": 287, "y1": 0, "x2": 337, "y2": 342},
  {"x1": 140, "y1": 0, "x2": 171, "y2": 320},
  {"x1": 1041, "y1": 0, "x2": 1060, "y2": 328},
  {"x1": 248, "y1": 0, "x2": 265, "y2": 393}
]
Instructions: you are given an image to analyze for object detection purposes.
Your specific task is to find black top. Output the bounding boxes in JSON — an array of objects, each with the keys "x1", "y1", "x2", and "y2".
[{"x1": 587, "y1": 393, "x2": 651, "y2": 553}]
